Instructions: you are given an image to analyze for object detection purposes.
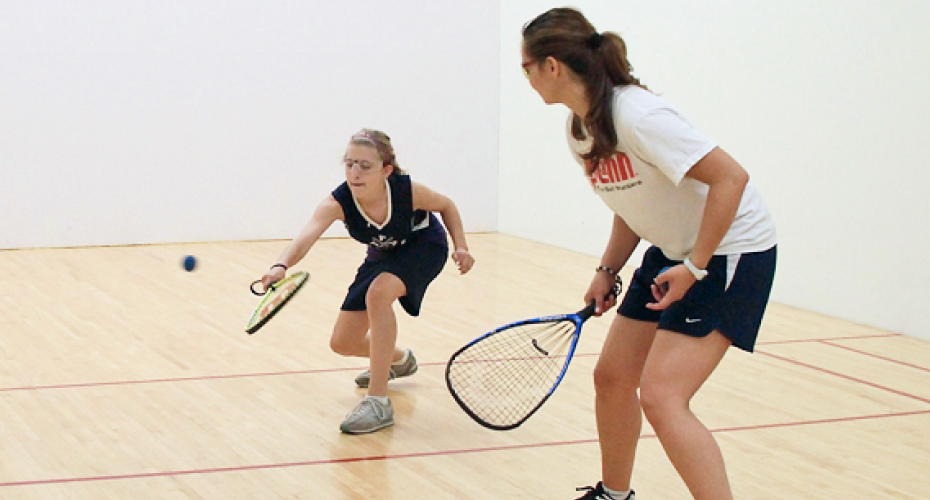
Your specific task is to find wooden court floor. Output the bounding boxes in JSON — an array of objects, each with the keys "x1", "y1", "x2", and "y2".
[{"x1": 0, "y1": 233, "x2": 928, "y2": 499}]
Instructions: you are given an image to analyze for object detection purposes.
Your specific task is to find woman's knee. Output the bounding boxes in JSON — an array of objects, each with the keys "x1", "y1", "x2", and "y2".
[
  {"x1": 639, "y1": 378, "x2": 686, "y2": 428},
  {"x1": 592, "y1": 361, "x2": 640, "y2": 396}
]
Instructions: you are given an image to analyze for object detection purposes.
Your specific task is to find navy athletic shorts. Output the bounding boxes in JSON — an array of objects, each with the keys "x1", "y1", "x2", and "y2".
[
  {"x1": 342, "y1": 239, "x2": 448, "y2": 317},
  {"x1": 618, "y1": 245, "x2": 777, "y2": 352}
]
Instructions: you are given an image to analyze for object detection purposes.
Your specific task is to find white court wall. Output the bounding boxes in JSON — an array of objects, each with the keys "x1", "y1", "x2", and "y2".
[
  {"x1": 499, "y1": 1, "x2": 930, "y2": 340},
  {"x1": 4, "y1": 1, "x2": 930, "y2": 341},
  {"x1": 0, "y1": 1, "x2": 500, "y2": 248}
]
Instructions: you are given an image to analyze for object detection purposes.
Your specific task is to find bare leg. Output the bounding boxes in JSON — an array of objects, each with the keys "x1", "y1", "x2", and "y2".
[
  {"x1": 594, "y1": 315, "x2": 657, "y2": 491},
  {"x1": 361, "y1": 273, "x2": 407, "y2": 397},
  {"x1": 331, "y1": 309, "x2": 405, "y2": 362},
  {"x1": 640, "y1": 330, "x2": 733, "y2": 500},
  {"x1": 330, "y1": 310, "x2": 370, "y2": 357}
]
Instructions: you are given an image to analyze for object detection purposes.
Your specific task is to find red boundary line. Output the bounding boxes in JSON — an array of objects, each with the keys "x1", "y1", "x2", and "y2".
[
  {"x1": 0, "y1": 367, "x2": 355, "y2": 394},
  {"x1": 0, "y1": 409, "x2": 927, "y2": 488},
  {"x1": 0, "y1": 334, "x2": 912, "y2": 394},
  {"x1": 759, "y1": 333, "x2": 900, "y2": 345},
  {"x1": 756, "y1": 350, "x2": 930, "y2": 405},
  {"x1": 0, "y1": 334, "x2": 927, "y2": 488},
  {"x1": 819, "y1": 340, "x2": 930, "y2": 373}
]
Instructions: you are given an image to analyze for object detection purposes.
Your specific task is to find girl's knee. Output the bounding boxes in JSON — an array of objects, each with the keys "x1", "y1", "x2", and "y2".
[
  {"x1": 330, "y1": 323, "x2": 367, "y2": 356},
  {"x1": 365, "y1": 275, "x2": 404, "y2": 309},
  {"x1": 329, "y1": 334, "x2": 353, "y2": 356},
  {"x1": 364, "y1": 289, "x2": 393, "y2": 312}
]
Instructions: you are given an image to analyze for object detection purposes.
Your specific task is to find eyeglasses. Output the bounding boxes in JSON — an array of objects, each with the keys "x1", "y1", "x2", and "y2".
[
  {"x1": 343, "y1": 158, "x2": 376, "y2": 171},
  {"x1": 521, "y1": 60, "x2": 536, "y2": 78}
]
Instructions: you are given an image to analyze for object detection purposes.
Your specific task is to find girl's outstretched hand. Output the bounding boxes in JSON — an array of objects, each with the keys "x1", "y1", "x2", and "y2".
[
  {"x1": 260, "y1": 266, "x2": 287, "y2": 292},
  {"x1": 452, "y1": 249, "x2": 474, "y2": 274}
]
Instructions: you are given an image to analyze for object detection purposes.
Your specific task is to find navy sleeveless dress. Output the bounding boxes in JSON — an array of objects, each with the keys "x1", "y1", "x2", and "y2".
[{"x1": 331, "y1": 174, "x2": 448, "y2": 316}]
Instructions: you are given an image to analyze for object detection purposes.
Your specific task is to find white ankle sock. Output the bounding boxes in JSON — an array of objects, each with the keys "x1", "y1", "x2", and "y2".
[
  {"x1": 366, "y1": 395, "x2": 389, "y2": 405},
  {"x1": 604, "y1": 486, "x2": 631, "y2": 499},
  {"x1": 392, "y1": 349, "x2": 409, "y2": 366}
]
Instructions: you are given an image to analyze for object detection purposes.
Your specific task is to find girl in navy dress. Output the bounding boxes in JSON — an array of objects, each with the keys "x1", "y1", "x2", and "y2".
[{"x1": 259, "y1": 129, "x2": 474, "y2": 434}]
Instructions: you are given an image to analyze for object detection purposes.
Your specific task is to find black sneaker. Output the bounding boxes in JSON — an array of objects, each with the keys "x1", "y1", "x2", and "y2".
[{"x1": 574, "y1": 482, "x2": 635, "y2": 500}]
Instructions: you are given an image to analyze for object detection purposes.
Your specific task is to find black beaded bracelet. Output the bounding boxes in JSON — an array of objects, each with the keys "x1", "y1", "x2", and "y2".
[
  {"x1": 595, "y1": 265, "x2": 619, "y2": 277},
  {"x1": 270, "y1": 263, "x2": 288, "y2": 271}
]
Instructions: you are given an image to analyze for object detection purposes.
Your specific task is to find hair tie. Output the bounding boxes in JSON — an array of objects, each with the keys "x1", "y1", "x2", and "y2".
[
  {"x1": 351, "y1": 132, "x2": 386, "y2": 161},
  {"x1": 351, "y1": 132, "x2": 377, "y2": 145},
  {"x1": 586, "y1": 32, "x2": 603, "y2": 50}
]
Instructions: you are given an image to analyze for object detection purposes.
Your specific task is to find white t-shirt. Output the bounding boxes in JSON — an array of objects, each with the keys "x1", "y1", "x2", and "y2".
[{"x1": 567, "y1": 86, "x2": 777, "y2": 260}]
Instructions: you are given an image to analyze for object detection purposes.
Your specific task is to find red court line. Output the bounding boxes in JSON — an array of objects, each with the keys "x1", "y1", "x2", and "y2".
[
  {"x1": 0, "y1": 409, "x2": 927, "y2": 488},
  {"x1": 757, "y1": 333, "x2": 900, "y2": 345},
  {"x1": 0, "y1": 367, "x2": 360, "y2": 393},
  {"x1": 820, "y1": 340, "x2": 930, "y2": 373},
  {"x1": 0, "y1": 335, "x2": 925, "y2": 488},
  {"x1": 756, "y1": 350, "x2": 930, "y2": 405},
  {"x1": 0, "y1": 333, "x2": 907, "y2": 394}
]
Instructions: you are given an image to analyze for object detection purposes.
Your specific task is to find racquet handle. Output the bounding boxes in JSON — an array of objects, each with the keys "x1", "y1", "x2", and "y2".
[
  {"x1": 578, "y1": 300, "x2": 597, "y2": 320},
  {"x1": 250, "y1": 279, "x2": 267, "y2": 296}
]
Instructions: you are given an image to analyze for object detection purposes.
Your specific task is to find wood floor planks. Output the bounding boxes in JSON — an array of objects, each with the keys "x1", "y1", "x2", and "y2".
[{"x1": 0, "y1": 234, "x2": 928, "y2": 499}]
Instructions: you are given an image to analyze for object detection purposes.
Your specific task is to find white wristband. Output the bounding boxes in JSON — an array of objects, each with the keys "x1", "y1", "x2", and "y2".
[{"x1": 683, "y1": 257, "x2": 708, "y2": 280}]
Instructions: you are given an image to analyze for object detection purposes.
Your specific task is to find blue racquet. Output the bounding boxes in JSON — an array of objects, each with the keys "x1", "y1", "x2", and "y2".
[{"x1": 445, "y1": 300, "x2": 599, "y2": 430}]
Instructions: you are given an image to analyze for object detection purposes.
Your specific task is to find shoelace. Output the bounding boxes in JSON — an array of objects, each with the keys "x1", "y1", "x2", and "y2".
[
  {"x1": 347, "y1": 399, "x2": 386, "y2": 421},
  {"x1": 575, "y1": 485, "x2": 612, "y2": 500}
]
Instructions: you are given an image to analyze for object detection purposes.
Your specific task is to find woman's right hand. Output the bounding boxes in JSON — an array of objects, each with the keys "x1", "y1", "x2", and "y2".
[{"x1": 584, "y1": 271, "x2": 619, "y2": 316}]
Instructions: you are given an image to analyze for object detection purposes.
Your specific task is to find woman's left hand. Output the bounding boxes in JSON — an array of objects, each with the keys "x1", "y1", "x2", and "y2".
[
  {"x1": 452, "y1": 249, "x2": 475, "y2": 274},
  {"x1": 647, "y1": 264, "x2": 695, "y2": 310}
]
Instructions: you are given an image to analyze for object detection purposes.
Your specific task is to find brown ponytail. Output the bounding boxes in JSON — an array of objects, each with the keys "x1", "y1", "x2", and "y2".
[{"x1": 522, "y1": 8, "x2": 646, "y2": 174}]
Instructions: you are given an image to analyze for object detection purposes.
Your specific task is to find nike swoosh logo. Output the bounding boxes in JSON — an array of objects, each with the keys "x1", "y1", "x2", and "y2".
[{"x1": 685, "y1": 318, "x2": 701, "y2": 323}]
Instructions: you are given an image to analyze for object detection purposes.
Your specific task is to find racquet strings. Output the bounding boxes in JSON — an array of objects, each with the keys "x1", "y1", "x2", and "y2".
[
  {"x1": 246, "y1": 271, "x2": 309, "y2": 334},
  {"x1": 259, "y1": 280, "x2": 300, "y2": 319},
  {"x1": 447, "y1": 318, "x2": 577, "y2": 428}
]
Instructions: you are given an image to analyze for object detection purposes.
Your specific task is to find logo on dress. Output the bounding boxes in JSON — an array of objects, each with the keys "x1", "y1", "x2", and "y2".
[{"x1": 370, "y1": 234, "x2": 401, "y2": 249}]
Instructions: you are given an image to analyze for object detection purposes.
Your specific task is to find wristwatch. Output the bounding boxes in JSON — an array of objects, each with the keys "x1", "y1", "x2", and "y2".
[{"x1": 683, "y1": 257, "x2": 708, "y2": 280}]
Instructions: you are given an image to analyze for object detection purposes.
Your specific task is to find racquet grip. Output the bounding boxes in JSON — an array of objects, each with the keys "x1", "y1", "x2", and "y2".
[{"x1": 578, "y1": 300, "x2": 597, "y2": 320}]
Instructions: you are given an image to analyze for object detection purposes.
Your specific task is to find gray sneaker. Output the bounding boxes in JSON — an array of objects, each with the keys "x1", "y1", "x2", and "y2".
[
  {"x1": 354, "y1": 350, "x2": 418, "y2": 388},
  {"x1": 339, "y1": 397, "x2": 394, "y2": 434}
]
